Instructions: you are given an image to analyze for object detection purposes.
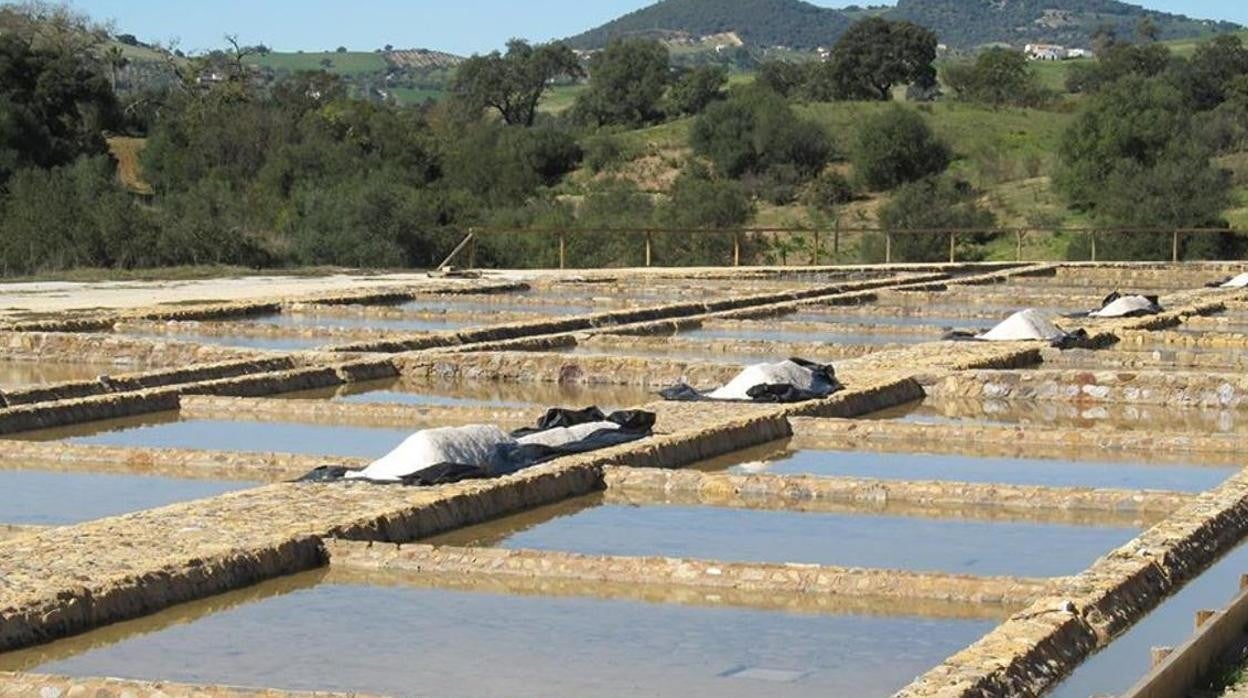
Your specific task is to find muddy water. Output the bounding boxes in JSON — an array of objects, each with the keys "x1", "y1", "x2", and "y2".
[
  {"x1": 871, "y1": 398, "x2": 1248, "y2": 436},
  {"x1": 14, "y1": 412, "x2": 415, "y2": 459},
  {"x1": 0, "y1": 570, "x2": 995, "y2": 697},
  {"x1": 692, "y1": 442, "x2": 1232, "y2": 493},
  {"x1": 430, "y1": 494, "x2": 1138, "y2": 578},
  {"x1": 286, "y1": 378, "x2": 659, "y2": 410},
  {"x1": 1049, "y1": 541, "x2": 1248, "y2": 697},
  {"x1": 0, "y1": 361, "x2": 121, "y2": 389},
  {"x1": 0, "y1": 470, "x2": 256, "y2": 525}
]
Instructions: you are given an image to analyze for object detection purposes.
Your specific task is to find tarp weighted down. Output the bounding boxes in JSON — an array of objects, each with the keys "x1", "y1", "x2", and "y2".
[
  {"x1": 946, "y1": 308, "x2": 1086, "y2": 347},
  {"x1": 298, "y1": 407, "x2": 655, "y2": 486},
  {"x1": 660, "y1": 358, "x2": 842, "y2": 403},
  {"x1": 1086, "y1": 292, "x2": 1163, "y2": 318},
  {"x1": 1209, "y1": 272, "x2": 1248, "y2": 288}
]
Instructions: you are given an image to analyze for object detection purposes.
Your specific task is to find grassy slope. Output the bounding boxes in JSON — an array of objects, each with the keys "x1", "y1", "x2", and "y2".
[{"x1": 245, "y1": 51, "x2": 387, "y2": 76}]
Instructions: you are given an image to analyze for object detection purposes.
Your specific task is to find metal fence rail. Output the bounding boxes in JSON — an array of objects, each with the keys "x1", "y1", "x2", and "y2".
[{"x1": 456, "y1": 226, "x2": 1248, "y2": 269}]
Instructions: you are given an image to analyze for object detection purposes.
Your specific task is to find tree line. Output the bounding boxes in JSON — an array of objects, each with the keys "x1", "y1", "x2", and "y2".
[{"x1": 2, "y1": 2, "x2": 1247, "y2": 275}]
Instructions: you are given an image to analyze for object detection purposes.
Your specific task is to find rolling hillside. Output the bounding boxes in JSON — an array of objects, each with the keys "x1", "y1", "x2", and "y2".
[
  {"x1": 566, "y1": 0, "x2": 853, "y2": 50},
  {"x1": 567, "y1": 0, "x2": 1239, "y2": 51}
]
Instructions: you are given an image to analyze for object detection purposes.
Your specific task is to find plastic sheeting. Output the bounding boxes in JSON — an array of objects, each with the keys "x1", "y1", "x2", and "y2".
[
  {"x1": 660, "y1": 358, "x2": 841, "y2": 403},
  {"x1": 1087, "y1": 293, "x2": 1162, "y2": 318},
  {"x1": 298, "y1": 407, "x2": 655, "y2": 487}
]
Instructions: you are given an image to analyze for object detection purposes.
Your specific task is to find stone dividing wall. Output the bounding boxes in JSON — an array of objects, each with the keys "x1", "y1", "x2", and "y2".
[
  {"x1": 0, "y1": 441, "x2": 366, "y2": 482},
  {"x1": 579, "y1": 333, "x2": 900, "y2": 360},
  {"x1": 394, "y1": 351, "x2": 744, "y2": 388},
  {"x1": 788, "y1": 418, "x2": 1248, "y2": 459},
  {"x1": 602, "y1": 467, "x2": 1192, "y2": 519},
  {"x1": 179, "y1": 395, "x2": 544, "y2": 430},
  {"x1": 927, "y1": 369, "x2": 1248, "y2": 409},
  {"x1": 0, "y1": 357, "x2": 299, "y2": 408},
  {"x1": 0, "y1": 330, "x2": 264, "y2": 366},
  {"x1": 1041, "y1": 346, "x2": 1248, "y2": 372},
  {"x1": 324, "y1": 540, "x2": 1053, "y2": 606},
  {"x1": 897, "y1": 468, "x2": 1248, "y2": 698},
  {"x1": 330, "y1": 565, "x2": 1017, "y2": 620},
  {"x1": 1119, "y1": 328, "x2": 1248, "y2": 349}
]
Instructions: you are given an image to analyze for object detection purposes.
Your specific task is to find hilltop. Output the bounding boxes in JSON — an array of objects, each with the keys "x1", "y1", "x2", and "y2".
[
  {"x1": 567, "y1": 0, "x2": 1239, "y2": 51},
  {"x1": 886, "y1": 0, "x2": 1240, "y2": 49},
  {"x1": 566, "y1": 0, "x2": 853, "y2": 50}
]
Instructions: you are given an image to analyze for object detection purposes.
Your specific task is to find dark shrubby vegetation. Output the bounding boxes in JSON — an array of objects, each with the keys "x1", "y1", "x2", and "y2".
[
  {"x1": 943, "y1": 48, "x2": 1051, "y2": 108},
  {"x1": 1055, "y1": 37, "x2": 1248, "y2": 260},
  {"x1": 851, "y1": 105, "x2": 950, "y2": 191}
]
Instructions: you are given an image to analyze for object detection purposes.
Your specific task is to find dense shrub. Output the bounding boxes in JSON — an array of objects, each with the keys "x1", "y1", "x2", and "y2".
[{"x1": 851, "y1": 105, "x2": 950, "y2": 190}]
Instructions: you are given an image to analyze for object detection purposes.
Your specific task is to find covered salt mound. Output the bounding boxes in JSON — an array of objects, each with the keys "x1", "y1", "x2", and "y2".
[
  {"x1": 1087, "y1": 293, "x2": 1162, "y2": 318},
  {"x1": 298, "y1": 407, "x2": 654, "y2": 486},
  {"x1": 1222, "y1": 273, "x2": 1248, "y2": 288},
  {"x1": 347, "y1": 425, "x2": 512, "y2": 483},
  {"x1": 660, "y1": 358, "x2": 841, "y2": 403},
  {"x1": 977, "y1": 309, "x2": 1068, "y2": 342}
]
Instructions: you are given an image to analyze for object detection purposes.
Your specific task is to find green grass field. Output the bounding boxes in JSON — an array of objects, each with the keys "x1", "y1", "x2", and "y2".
[
  {"x1": 246, "y1": 51, "x2": 388, "y2": 76},
  {"x1": 390, "y1": 87, "x2": 445, "y2": 105}
]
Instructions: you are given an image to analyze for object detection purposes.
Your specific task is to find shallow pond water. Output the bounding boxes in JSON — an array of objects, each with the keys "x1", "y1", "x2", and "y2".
[
  {"x1": 0, "y1": 570, "x2": 997, "y2": 697},
  {"x1": 430, "y1": 495, "x2": 1138, "y2": 578},
  {"x1": 869, "y1": 398, "x2": 1248, "y2": 436},
  {"x1": 14, "y1": 412, "x2": 416, "y2": 460},
  {"x1": 0, "y1": 361, "x2": 121, "y2": 389},
  {"x1": 0, "y1": 469, "x2": 256, "y2": 525},
  {"x1": 693, "y1": 443, "x2": 1232, "y2": 493}
]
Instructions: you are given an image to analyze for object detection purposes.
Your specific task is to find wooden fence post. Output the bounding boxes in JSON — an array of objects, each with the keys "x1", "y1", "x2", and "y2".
[
  {"x1": 949, "y1": 230, "x2": 956, "y2": 263},
  {"x1": 1172, "y1": 230, "x2": 1180, "y2": 263},
  {"x1": 1090, "y1": 231, "x2": 1097, "y2": 262},
  {"x1": 1016, "y1": 230, "x2": 1024, "y2": 262},
  {"x1": 813, "y1": 230, "x2": 820, "y2": 266},
  {"x1": 885, "y1": 232, "x2": 893, "y2": 264},
  {"x1": 645, "y1": 231, "x2": 652, "y2": 267},
  {"x1": 559, "y1": 232, "x2": 566, "y2": 269},
  {"x1": 733, "y1": 233, "x2": 741, "y2": 267}
]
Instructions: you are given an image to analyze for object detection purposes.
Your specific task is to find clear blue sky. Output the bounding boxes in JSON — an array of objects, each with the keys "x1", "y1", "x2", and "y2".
[{"x1": 73, "y1": 0, "x2": 1248, "y2": 56}]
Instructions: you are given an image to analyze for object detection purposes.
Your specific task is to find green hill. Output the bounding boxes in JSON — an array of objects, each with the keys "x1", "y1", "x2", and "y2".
[
  {"x1": 566, "y1": 0, "x2": 853, "y2": 50},
  {"x1": 568, "y1": 0, "x2": 1240, "y2": 52},
  {"x1": 886, "y1": 0, "x2": 1240, "y2": 49}
]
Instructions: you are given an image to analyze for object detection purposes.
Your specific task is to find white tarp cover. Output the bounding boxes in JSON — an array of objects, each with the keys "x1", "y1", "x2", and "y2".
[
  {"x1": 516, "y1": 421, "x2": 620, "y2": 447},
  {"x1": 348, "y1": 424, "x2": 514, "y2": 482},
  {"x1": 977, "y1": 309, "x2": 1067, "y2": 342},
  {"x1": 1088, "y1": 295, "x2": 1160, "y2": 318},
  {"x1": 707, "y1": 360, "x2": 825, "y2": 401},
  {"x1": 1222, "y1": 273, "x2": 1248, "y2": 288}
]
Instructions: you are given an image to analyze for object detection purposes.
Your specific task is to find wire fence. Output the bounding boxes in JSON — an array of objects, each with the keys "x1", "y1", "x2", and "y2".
[{"x1": 455, "y1": 226, "x2": 1248, "y2": 269}]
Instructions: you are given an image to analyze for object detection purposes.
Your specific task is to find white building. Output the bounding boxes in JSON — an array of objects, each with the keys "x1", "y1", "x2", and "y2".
[{"x1": 1024, "y1": 43, "x2": 1066, "y2": 60}]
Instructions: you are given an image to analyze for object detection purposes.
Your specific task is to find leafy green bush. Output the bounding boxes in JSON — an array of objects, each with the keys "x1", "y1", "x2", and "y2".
[{"x1": 851, "y1": 105, "x2": 950, "y2": 190}]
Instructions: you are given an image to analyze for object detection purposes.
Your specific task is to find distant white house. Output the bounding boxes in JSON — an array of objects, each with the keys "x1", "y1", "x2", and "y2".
[
  {"x1": 1024, "y1": 43, "x2": 1065, "y2": 60},
  {"x1": 1066, "y1": 47, "x2": 1093, "y2": 59}
]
